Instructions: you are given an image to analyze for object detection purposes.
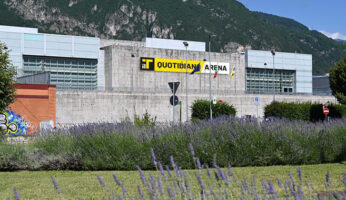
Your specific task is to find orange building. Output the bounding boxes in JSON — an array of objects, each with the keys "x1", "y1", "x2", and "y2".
[{"x1": 6, "y1": 84, "x2": 56, "y2": 134}]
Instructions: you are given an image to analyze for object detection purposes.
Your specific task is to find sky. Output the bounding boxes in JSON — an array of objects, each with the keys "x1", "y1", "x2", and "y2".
[{"x1": 236, "y1": 0, "x2": 346, "y2": 40}]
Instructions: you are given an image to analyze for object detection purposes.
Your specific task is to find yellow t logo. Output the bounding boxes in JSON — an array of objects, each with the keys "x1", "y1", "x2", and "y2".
[{"x1": 142, "y1": 58, "x2": 153, "y2": 69}]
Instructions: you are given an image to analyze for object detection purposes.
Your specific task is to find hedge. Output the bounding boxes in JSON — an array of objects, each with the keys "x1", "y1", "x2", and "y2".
[
  {"x1": 265, "y1": 101, "x2": 346, "y2": 121},
  {"x1": 1, "y1": 117, "x2": 345, "y2": 170},
  {"x1": 191, "y1": 99, "x2": 236, "y2": 120}
]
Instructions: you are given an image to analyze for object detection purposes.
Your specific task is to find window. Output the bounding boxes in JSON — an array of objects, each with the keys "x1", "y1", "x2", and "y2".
[
  {"x1": 246, "y1": 68, "x2": 295, "y2": 94},
  {"x1": 23, "y1": 55, "x2": 97, "y2": 90}
]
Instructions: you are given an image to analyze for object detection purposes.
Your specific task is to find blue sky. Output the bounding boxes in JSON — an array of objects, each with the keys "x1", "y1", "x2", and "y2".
[{"x1": 237, "y1": 0, "x2": 346, "y2": 40}]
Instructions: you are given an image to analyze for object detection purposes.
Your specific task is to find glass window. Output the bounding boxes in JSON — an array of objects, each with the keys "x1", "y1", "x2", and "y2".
[
  {"x1": 246, "y1": 68, "x2": 295, "y2": 94},
  {"x1": 23, "y1": 55, "x2": 97, "y2": 90}
]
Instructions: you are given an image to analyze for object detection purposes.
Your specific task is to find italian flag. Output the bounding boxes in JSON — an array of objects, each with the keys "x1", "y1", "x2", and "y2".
[{"x1": 213, "y1": 66, "x2": 219, "y2": 79}]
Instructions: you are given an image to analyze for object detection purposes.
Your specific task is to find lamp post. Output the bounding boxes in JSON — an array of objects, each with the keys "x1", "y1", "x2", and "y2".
[
  {"x1": 183, "y1": 41, "x2": 189, "y2": 122},
  {"x1": 271, "y1": 50, "x2": 275, "y2": 101},
  {"x1": 264, "y1": 62, "x2": 268, "y2": 93},
  {"x1": 208, "y1": 35, "x2": 213, "y2": 120}
]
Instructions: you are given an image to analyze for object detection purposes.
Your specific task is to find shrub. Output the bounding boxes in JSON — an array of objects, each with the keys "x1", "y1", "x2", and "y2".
[
  {"x1": 0, "y1": 117, "x2": 342, "y2": 170},
  {"x1": 265, "y1": 102, "x2": 346, "y2": 121},
  {"x1": 134, "y1": 110, "x2": 156, "y2": 127},
  {"x1": 191, "y1": 99, "x2": 236, "y2": 120}
]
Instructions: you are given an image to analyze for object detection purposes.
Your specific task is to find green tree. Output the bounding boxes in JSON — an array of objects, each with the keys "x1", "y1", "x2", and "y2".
[
  {"x1": 0, "y1": 42, "x2": 16, "y2": 112},
  {"x1": 329, "y1": 57, "x2": 346, "y2": 105}
]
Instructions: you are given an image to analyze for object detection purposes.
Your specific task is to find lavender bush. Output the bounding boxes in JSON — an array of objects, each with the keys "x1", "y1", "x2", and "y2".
[
  {"x1": 29, "y1": 117, "x2": 345, "y2": 170},
  {"x1": 0, "y1": 117, "x2": 345, "y2": 170}
]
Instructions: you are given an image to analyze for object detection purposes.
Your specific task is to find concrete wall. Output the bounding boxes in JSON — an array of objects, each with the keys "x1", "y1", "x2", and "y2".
[
  {"x1": 143, "y1": 38, "x2": 206, "y2": 52},
  {"x1": 100, "y1": 39, "x2": 145, "y2": 48},
  {"x1": 56, "y1": 90, "x2": 336, "y2": 125},
  {"x1": 103, "y1": 45, "x2": 246, "y2": 94}
]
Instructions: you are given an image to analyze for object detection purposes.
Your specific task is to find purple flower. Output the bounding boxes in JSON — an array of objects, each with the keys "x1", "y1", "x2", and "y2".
[
  {"x1": 112, "y1": 173, "x2": 122, "y2": 186},
  {"x1": 326, "y1": 171, "x2": 330, "y2": 184},
  {"x1": 297, "y1": 167, "x2": 302, "y2": 183},
  {"x1": 149, "y1": 173, "x2": 157, "y2": 192},
  {"x1": 137, "y1": 166, "x2": 147, "y2": 185},
  {"x1": 13, "y1": 187, "x2": 20, "y2": 200},
  {"x1": 158, "y1": 162, "x2": 165, "y2": 175},
  {"x1": 206, "y1": 165, "x2": 212, "y2": 179},
  {"x1": 188, "y1": 143, "x2": 195, "y2": 156},
  {"x1": 151, "y1": 148, "x2": 157, "y2": 166},
  {"x1": 228, "y1": 163, "x2": 232, "y2": 176},
  {"x1": 298, "y1": 186, "x2": 304, "y2": 197},
  {"x1": 170, "y1": 155, "x2": 176, "y2": 169},
  {"x1": 216, "y1": 166, "x2": 226, "y2": 180},
  {"x1": 195, "y1": 172, "x2": 206, "y2": 190},
  {"x1": 165, "y1": 165, "x2": 172, "y2": 177},
  {"x1": 277, "y1": 178, "x2": 284, "y2": 189},
  {"x1": 196, "y1": 157, "x2": 202, "y2": 169},
  {"x1": 289, "y1": 172, "x2": 296, "y2": 189},
  {"x1": 51, "y1": 177, "x2": 62, "y2": 194},
  {"x1": 167, "y1": 185, "x2": 176, "y2": 199},
  {"x1": 157, "y1": 174, "x2": 164, "y2": 194},
  {"x1": 242, "y1": 179, "x2": 249, "y2": 194},
  {"x1": 208, "y1": 183, "x2": 220, "y2": 200},
  {"x1": 241, "y1": 185, "x2": 245, "y2": 195},
  {"x1": 137, "y1": 185, "x2": 145, "y2": 200},
  {"x1": 118, "y1": 194, "x2": 123, "y2": 200},
  {"x1": 286, "y1": 180, "x2": 296, "y2": 197},
  {"x1": 122, "y1": 185, "x2": 127, "y2": 197},
  {"x1": 147, "y1": 184, "x2": 154, "y2": 200},
  {"x1": 96, "y1": 175, "x2": 105, "y2": 187},
  {"x1": 267, "y1": 180, "x2": 276, "y2": 194}
]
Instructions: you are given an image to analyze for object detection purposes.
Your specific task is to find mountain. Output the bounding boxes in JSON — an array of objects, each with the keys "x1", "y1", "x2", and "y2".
[
  {"x1": 0, "y1": 0, "x2": 345, "y2": 75},
  {"x1": 335, "y1": 39, "x2": 346, "y2": 44}
]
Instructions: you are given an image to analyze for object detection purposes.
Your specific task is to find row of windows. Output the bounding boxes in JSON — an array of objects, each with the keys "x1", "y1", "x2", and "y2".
[
  {"x1": 23, "y1": 56, "x2": 97, "y2": 66},
  {"x1": 246, "y1": 68, "x2": 295, "y2": 94},
  {"x1": 23, "y1": 56, "x2": 97, "y2": 90},
  {"x1": 24, "y1": 63, "x2": 96, "y2": 70},
  {"x1": 51, "y1": 80, "x2": 97, "y2": 84},
  {"x1": 23, "y1": 67, "x2": 96, "y2": 73}
]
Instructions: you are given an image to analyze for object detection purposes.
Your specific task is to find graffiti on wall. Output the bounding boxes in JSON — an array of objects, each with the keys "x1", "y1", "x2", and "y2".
[{"x1": 0, "y1": 110, "x2": 27, "y2": 135}]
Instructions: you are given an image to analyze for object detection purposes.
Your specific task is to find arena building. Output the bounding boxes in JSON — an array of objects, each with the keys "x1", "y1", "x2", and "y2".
[
  {"x1": 1, "y1": 25, "x2": 335, "y2": 127},
  {"x1": 56, "y1": 38, "x2": 334, "y2": 125}
]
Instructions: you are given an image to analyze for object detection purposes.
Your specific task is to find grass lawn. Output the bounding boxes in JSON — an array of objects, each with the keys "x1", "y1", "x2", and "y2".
[{"x1": 0, "y1": 163, "x2": 345, "y2": 200}]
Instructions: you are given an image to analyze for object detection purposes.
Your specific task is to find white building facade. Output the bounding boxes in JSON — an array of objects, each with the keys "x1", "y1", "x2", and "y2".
[{"x1": 0, "y1": 25, "x2": 104, "y2": 90}]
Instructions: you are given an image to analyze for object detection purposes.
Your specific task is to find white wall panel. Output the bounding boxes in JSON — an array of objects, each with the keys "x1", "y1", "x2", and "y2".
[{"x1": 247, "y1": 50, "x2": 312, "y2": 94}]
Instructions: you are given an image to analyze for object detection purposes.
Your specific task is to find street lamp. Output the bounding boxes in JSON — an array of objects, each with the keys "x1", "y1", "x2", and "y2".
[
  {"x1": 271, "y1": 50, "x2": 275, "y2": 101},
  {"x1": 208, "y1": 35, "x2": 213, "y2": 120},
  {"x1": 183, "y1": 41, "x2": 189, "y2": 122},
  {"x1": 264, "y1": 62, "x2": 267, "y2": 94}
]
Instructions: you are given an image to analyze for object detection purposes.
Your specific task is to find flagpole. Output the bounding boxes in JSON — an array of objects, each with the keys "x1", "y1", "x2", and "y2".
[
  {"x1": 183, "y1": 41, "x2": 189, "y2": 122},
  {"x1": 235, "y1": 57, "x2": 237, "y2": 94},
  {"x1": 209, "y1": 35, "x2": 213, "y2": 120}
]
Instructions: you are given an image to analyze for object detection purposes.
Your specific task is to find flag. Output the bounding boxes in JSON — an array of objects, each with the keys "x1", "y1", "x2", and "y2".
[
  {"x1": 231, "y1": 66, "x2": 236, "y2": 79},
  {"x1": 213, "y1": 66, "x2": 219, "y2": 79},
  {"x1": 190, "y1": 63, "x2": 201, "y2": 75}
]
